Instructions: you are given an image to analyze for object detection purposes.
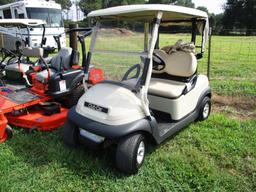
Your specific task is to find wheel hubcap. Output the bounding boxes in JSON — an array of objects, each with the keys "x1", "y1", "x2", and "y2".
[
  {"x1": 203, "y1": 103, "x2": 210, "y2": 118},
  {"x1": 137, "y1": 141, "x2": 145, "y2": 165}
]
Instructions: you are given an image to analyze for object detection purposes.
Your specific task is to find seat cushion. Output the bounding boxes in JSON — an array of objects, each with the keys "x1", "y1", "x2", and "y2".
[
  {"x1": 22, "y1": 47, "x2": 43, "y2": 58},
  {"x1": 5, "y1": 63, "x2": 32, "y2": 72},
  {"x1": 36, "y1": 69, "x2": 56, "y2": 83},
  {"x1": 50, "y1": 47, "x2": 73, "y2": 70},
  {"x1": 149, "y1": 78, "x2": 186, "y2": 99},
  {"x1": 153, "y1": 49, "x2": 197, "y2": 77}
]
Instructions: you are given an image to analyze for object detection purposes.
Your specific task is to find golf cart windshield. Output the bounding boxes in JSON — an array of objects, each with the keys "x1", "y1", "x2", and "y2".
[{"x1": 91, "y1": 20, "x2": 150, "y2": 81}]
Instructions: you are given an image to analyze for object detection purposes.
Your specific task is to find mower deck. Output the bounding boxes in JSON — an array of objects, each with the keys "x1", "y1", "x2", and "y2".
[
  {"x1": 0, "y1": 85, "x2": 67, "y2": 134},
  {"x1": 6, "y1": 107, "x2": 68, "y2": 131},
  {"x1": 0, "y1": 85, "x2": 50, "y2": 113}
]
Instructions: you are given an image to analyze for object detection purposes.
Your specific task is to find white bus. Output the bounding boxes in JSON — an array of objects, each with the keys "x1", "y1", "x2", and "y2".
[{"x1": 0, "y1": 0, "x2": 66, "y2": 51}]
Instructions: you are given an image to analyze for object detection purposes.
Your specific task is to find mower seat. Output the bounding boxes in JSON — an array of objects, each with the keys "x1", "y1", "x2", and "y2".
[
  {"x1": 148, "y1": 49, "x2": 197, "y2": 99},
  {"x1": 5, "y1": 47, "x2": 44, "y2": 81},
  {"x1": 36, "y1": 47, "x2": 73, "y2": 83}
]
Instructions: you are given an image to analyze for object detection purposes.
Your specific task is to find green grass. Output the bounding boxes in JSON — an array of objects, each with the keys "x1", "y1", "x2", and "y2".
[
  {"x1": 0, "y1": 34, "x2": 256, "y2": 191},
  {"x1": 0, "y1": 114, "x2": 256, "y2": 192}
]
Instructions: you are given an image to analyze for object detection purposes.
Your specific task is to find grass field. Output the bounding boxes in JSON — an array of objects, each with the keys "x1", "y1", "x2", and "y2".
[{"x1": 0, "y1": 34, "x2": 255, "y2": 192}]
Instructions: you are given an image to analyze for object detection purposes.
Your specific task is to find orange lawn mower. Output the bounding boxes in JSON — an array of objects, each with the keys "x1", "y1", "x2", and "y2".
[{"x1": 0, "y1": 20, "x2": 104, "y2": 143}]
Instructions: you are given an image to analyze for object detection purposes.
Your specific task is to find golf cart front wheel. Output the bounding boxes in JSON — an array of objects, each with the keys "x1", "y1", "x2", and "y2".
[
  {"x1": 197, "y1": 97, "x2": 211, "y2": 121},
  {"x1": 116, "y1": 133, "x2": 146, "y2": 174},
  {"x1": 63, "y1": 120, "x2": 79, "y2": 147}
]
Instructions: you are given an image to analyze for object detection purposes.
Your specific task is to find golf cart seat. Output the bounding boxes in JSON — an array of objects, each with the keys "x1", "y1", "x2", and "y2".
[
  {"x1": 35, "y1": 47, "x2": 73, "y2": 83},
  {"x1": 149, "y1": 49, "x2": 197, "y2": 99}
]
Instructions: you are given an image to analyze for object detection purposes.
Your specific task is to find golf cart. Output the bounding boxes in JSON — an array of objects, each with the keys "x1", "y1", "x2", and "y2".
[
  {"x1": 0, "y1": 19, "x2": 48, "y2": 73},
  {"x1": 0, "y1": 20, "x2": 104, "y2": 143},
  {"x1": 63, "y1": 4, "x2": 211, "y2": 174}
]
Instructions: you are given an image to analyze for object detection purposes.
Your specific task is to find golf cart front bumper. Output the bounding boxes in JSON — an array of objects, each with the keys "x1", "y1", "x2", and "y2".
[{"x1": 68, "y1": 107, "x2": 153, "y2": 141}]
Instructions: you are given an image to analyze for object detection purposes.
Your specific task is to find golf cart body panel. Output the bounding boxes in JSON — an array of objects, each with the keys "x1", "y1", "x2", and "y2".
[
  {"x1": 69, "y1": 107, "x2": 153, "y2": 139},
  {"x1": 76, "y1": 83, "x2": 145, "y2": 125},
  {"x1": 149, "y1": 75, "x2": 209, "y2": 120}
]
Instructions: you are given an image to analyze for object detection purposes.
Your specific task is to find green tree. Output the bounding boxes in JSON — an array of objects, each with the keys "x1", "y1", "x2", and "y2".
[
  {"x1": 196, "y1": 6, "x2": 209, "y2": 14},
  {"x1": 56, "y1": 0, "x2": 72, "y2": 10},
  {"x1": 148, "y1": 0, "x2": 195, "y2": 8},
  {"x1": 105, "y1": 0, "x2": 145, "y2": 8},
  {"x1": 222, "y1": 0, "x2": 256, "y2": 35},
  {"x1": 79, "y1": 0, "x2": 102, "y2": 15},
  {"x1": 210, "y1": 13, "x2": 224, "y2": 34},
  {"x1": 0, "y1": 0, "x2": 14, "y2": 5}
]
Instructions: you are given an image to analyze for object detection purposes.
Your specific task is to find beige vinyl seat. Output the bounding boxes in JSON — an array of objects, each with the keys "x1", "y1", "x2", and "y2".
[
  {"x1": 36, "y1": 47, "x2": 73, "y2": 83},
  {"x1": 149, "y1": 49, "x2": 197, "y2": 99}
]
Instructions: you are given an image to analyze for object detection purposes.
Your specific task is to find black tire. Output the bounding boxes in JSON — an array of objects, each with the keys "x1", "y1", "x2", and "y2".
[
  {"x1": 6, "y1": 125, "x2": 13, "y2": 140},
  {"x1": 63, "y1": 120, "x2": 79, "y2": 147},
  {"x1": 197, "y1": 97, "x2": 211, "y2": 121},
  {"x1": 116, "y1": 133, "x2": 146, "y2": 174},
  {"x1": 65, "y1": 85, "x2": 85, "y2": 108}
]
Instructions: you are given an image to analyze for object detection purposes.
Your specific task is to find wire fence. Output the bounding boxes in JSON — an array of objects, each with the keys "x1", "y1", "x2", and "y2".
[{"x1": 198, "y1": 29, "x2": 256, "y2": 80}]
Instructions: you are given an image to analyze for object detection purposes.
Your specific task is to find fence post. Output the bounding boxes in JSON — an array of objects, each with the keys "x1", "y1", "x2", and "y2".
[
  {"x1": 69, "y1": 23, "x2": 78, "y2": 51},
  {"x1": 207, "y1": 27, "x2": 212, "y2": 80}
]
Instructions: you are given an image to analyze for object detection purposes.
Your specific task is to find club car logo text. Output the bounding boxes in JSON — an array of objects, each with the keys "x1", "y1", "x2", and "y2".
[{"x1": 84, "y1": 102, "x2": 108, "y2": 114}]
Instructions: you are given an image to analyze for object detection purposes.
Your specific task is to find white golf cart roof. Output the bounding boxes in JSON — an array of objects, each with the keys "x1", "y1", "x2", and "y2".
[
  {"x1": 0, "y1": 19, "x2": 46, "y2": 27},
  {"x1": 88, "y1": 4, "x2": 208, "y2": 21}
]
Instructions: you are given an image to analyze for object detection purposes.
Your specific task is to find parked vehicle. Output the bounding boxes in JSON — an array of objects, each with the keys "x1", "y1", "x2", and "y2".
[
  {"x1": 0, "y1": 19, "x2": 47, "y2": 70},
  {"x1": 0, "y1": 20, "x2": 104, "y2": 143},
  {"x1": 0, "y1": 0, "x2": 66, "y2": 51},
  {"x1": 63, "y1": 4, "x2": 211, "y2": 174}
]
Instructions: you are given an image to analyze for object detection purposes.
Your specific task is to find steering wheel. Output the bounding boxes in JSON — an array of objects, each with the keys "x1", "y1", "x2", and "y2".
[
  {"x1": 153, "y1": 53, "x2": 166, "y2": 71},
  {"x1": 122, "y1": 64, "x2": 141, "y2": 81}
]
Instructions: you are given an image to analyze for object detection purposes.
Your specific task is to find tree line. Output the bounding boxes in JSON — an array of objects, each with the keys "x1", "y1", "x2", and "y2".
[
  {"x1": 78, "y1": 0, "x2": 256, "y2": 35},
  {"x1": 0, "y1": 0, "x2": 255, "y2": 35}
]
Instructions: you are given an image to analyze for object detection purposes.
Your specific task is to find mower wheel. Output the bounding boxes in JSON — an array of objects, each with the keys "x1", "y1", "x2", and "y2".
[
  {"x1": 116, "y1": 133, "x2": 146, "y2": 174},
  {"x1": 63, "y1": 120, "x2": 79, "y2": 147},
  {"x1": 6, "y1": 125, "x2": 13, "y2": 140},
  {"x1": 197, "y1": 96, "x2": 211, "y2": 121},
  {"x1": 65, "y1": 85, "x2": 84, "y2": 108}
]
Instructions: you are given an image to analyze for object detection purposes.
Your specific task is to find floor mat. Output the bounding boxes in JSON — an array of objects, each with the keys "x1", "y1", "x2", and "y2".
[{"x1": 6, "y1": 89, "x2": 40, "y2": 104}]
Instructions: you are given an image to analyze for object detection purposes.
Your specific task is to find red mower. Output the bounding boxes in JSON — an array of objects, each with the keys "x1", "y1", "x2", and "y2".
[{"x1": 0, "y1": 20, "x2": 104, "y2": 142}]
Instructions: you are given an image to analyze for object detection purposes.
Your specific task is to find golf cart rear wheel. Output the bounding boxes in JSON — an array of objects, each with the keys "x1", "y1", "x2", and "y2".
[
  {"x1": 6, "y1": 125, "x2": 13, "y2": 140},
  {"x1": 197, "y1": 97, "x2": 211, "y2": 121},
  {"x1": 116, "y1": 133, "x2": 146, "y2": 174},
  {"x1": 65, "y1": 85, "x2": 84, "y2": 108},
  {"x1": 63, "y1": 120, "x2": 79, "y2": 147}
]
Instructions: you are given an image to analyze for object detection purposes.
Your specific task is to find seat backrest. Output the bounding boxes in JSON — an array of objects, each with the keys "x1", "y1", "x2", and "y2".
[
  {"x1": 153, "y1": 49, "x2": 197, "y2": 78},
  {"x1": 22, "y1": 47, "x2": 43, "y2": 58},
  {"x1": 50, "y1": 47, "x2": 73, "y2": 71}
]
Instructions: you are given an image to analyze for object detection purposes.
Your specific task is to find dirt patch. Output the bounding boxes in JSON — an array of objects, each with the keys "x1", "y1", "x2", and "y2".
[
  {"x1": 100, "y1": 28, "x2": 135, "y2": 36},
  {"x1": 212, "y1": 93, "x2": 256, "y2": 120}
]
